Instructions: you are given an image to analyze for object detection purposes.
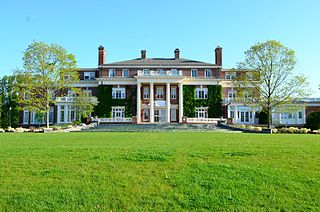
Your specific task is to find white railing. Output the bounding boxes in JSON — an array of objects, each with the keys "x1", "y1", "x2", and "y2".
[
  {"x1": 186, "y1": 118, "x2": 226, "y2": 124},
  {"x1": 92, "y1": 117, "x2": 132, "y2": 123},
  {"x1": 137, "y1": 70, "x2": 182, "y2": 77},
  {"x1": 56, "y1": 96, "x2": 98, "y2": 103}
]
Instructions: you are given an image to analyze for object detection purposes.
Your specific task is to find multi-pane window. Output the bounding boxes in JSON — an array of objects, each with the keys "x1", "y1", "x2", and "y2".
[
  {"x1": 143, "y1": 86, "x2": 149, "y2": 99},
  {"x1": 226, "y1": 72, "x2": 236, "y2": 80},
  {"x1": 109, "y1": 69, "x2": 116, "y2": 77},
  {"x1": 143, "y1": 69, "x2": 150, "y2": 75},
  {"x1": 195, "y1": 107, "x2": 208, "y2": 118},
  {"x1": 191, "y1": 69, "x2": 198, "y2": 77},
  {"x1": 112, "y1": 107, "x2": 125, "y2": 118},
  {"x1": 171, "y1": 69, "x2": 178, "y2": 76},
  {"x1": 156, "y1": 86, "x2": 164, "y2": 99},
  {"x1": 156, "y1": 69, "x2": 165, "y2": 75},
  {"x1": 23, "y1": 111, "x2": 29, "y2": 123},
  {"x1": 171, "y1": 87, "x2": 177, "y2": 99},
  {"x1": 299, "y1": 111, "x2": 303, "y2": 119},
  {"x1": 205, "y1": 69, "x2": 212, "y2": 78},
  {"x1": 60, "y1": 106, "x2": 65, "y2": 123},
  {"x1": 143, "y1": 108, "x2": 149, "y2": 121},
  {"x1": 228, "y1": 90, "x2": 236, "y2": 99},
  {"x1": 112, "y1": 88, "x2": 126, "y2": 99},
  {"x1": 84, "y1": 72, "x2": 95, "y2": 80},
  {"x1": 196, "y1": 88, "x2": 208, "y2": 99},
  {"x1": 122, "y1": 69, "x2": 129, "y2": 77}
]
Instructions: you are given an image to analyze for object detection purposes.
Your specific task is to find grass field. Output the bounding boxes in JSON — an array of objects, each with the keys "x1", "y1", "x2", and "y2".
[{"x1": 0, "y1": 132, "x2": 319, "y2": 211}]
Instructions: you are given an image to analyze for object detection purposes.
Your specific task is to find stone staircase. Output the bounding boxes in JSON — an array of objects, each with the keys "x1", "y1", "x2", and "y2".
[{"x1": 82, "y1": 123, "x2": 241, "y2": 133}]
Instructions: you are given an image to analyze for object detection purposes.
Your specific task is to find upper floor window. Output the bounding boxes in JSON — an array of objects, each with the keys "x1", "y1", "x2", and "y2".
[
  {"x1": 143, "y1": 86, "x2": 149, "y2": 99},
  {"x1": 122, "y1": 69, "x2": 129, "y2": 77},
  {"x1": 205, "y1": 69, "x2": 212, "y2": 78},
  {"x1": 171, "y1": 87, "x2": 177, "y2": 99},
  {"x1": 84, "y1": 72, "x2": 95, "y2": 80},
  {"x1": 156, "y1": 69, "x2": 165, "y2": 75},
  {"x1": 171, "y1": 69, "x2": 179, "y2": 76},
  {"x1": 156, "y1": 86, "x2": 164, "y2": 99},
  {"x1": 196, "y1": 88, "x2": 208, "y2": 99},
  {"x1": 228, "y1": 90, "x2": 236, "y2": 99},
  {"x1": 191, "y1": 69, "x2": 198, "y2": 77},
  {"x1": 226, "y1": 72, "x2": 236, "y2": 80},
  {"x1": 83, "y1": 90, "x2": 92, "y2": 97},
  {"x1": 109, "y1": 69, "x2": 116, "y2": 77},
  {"x1": 143, "y1": 69, "x2": 150, "y2": 75},
  {"x1": 112, "y1": 87, "x2": 125, "y2": 99}
]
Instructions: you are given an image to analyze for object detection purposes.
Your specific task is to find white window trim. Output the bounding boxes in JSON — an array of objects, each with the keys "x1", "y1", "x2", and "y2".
[
  {"x1": 143, "y1": 86, "x2": 150, "y2": 99},
  {"x1": 191, "y1": 69, "x2": 198, "y2": 77},
  {"x1": 195, "y1": 107, "x2": 208, "y2": 118},
  {"x1": 156, "y1": 86, "x2": 164, "y2": 99},
  {"x1": 122, "y1": 69, "x2": 129, "y2": 77},
  {"x1": 112, "y1": 87, "x2": 126, "y2": 99},
  {"x1": 109, "y1": 69, "x2": 116, "y2": 77},
  {"x1": 112, "y1": 106, "x2": 125, "y2": 118},
  {"x1": 196, "y1": 88, "x2": 208, "y2": 99},
  {"x1": 171, "y1": 87, "x2": 177, "y2": 99},
  {"x1": 205, "y1": 69, "x2": 212, "y2": 78}
]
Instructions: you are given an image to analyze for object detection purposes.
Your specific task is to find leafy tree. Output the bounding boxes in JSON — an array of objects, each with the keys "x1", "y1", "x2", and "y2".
[
  {"x1": 236, "y1": 40, "x2": 309, "y2": 128},
  {"x1": 15, "y1": 41, "x2": 78, "y2": 128},
  {"x1": 0, "y1": 75, "x2": 19, "y2": 128},
  {"x1": 74, "y1": 90, "x2": 98, "y2": 122}
]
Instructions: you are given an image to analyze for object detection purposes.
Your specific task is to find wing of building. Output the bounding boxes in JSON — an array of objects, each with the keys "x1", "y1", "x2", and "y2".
[{"x1": 19, "y1": 46, "x2": 320, "y2": 126}]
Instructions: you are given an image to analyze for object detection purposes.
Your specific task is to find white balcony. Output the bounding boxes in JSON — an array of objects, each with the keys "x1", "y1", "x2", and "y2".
[
  {"x1": 56, "y1": 96, "x2": 98, "y2": 103},
  {"x1": 137, "y1": 69, "x2": 182, "y2": 77},
  {"x1": 92, "y1": 117, "x2": 132, "y2": 123},
  {"x1": 186, "y1": 118, "x2": 226, "y2": 124}
]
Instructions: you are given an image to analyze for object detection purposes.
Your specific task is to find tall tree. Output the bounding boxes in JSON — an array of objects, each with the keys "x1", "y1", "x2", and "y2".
[
  {"x1": 236, "y1": 40, "x2": 309, "y2": 128},
  {"x1": 0, "y1": 75, "x2": 19, "y2": 128},
  {"x1": 15, "y1": 41, "x2": 78, "y2": 128}
]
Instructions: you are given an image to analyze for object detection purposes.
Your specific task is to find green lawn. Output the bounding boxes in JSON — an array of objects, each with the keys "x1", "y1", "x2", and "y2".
[{"x1": 0, "y1": 132, "x2": 319, "y2": 211}]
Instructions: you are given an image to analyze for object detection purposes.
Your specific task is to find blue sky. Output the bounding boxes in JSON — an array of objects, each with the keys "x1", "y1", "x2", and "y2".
[{"x1": 1, "y1": 0, "x2": 319, "y2": 96}]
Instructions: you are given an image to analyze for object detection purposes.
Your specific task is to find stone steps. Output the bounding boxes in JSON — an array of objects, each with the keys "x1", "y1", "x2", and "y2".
[{"x1": 83, "y1": 123, "x2": 241, "y2": 133}]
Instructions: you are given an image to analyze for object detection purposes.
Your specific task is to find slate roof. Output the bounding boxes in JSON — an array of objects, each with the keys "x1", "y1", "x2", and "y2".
[{"x1": 101, "y1": 58, "x2": 218, "y2": 67}]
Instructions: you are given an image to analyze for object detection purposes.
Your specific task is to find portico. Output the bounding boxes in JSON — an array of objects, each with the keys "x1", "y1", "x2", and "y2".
[{"x1": 136, "y1": 80, "x2": 183, "y2": 123}]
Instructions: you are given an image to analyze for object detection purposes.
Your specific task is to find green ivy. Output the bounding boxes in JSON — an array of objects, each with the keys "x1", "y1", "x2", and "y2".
[
  {"x1": 94, "y1": 85, "x2": 136, "y2": 118},
  {"x1": 183, "y1": 85, "x2": 222, "y2": 118}
]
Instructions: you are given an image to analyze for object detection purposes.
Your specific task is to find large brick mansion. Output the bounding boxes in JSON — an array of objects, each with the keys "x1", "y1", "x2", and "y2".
[{"x1": 19, "y1": 45, "x2": 320, "y2": 126}]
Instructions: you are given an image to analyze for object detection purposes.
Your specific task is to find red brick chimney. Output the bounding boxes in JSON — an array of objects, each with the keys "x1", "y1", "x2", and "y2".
[
  {"x1": 215, "y1": 46, "x2": 222, "y2": 66},
  {"x1": 98, "y1": 45, "x2": 106, "y2": 66},
  {"x1": 141, "y1": 50, "x2": 146, "y2": 59},
  {"x1": 174, "y1": 48, "x2": 180, "y2": 59}
]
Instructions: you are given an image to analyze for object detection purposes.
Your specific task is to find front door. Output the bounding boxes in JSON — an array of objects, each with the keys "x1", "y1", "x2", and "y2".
[{"x1": 155, "y1": 109, "x2": 166, "y2": 122}]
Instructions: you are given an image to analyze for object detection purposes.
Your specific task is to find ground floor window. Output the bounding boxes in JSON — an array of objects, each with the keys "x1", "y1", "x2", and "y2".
[
  {"x1": 112, "y1": 107, "x2": 125, "y2": 118},
  {"x1": 195, "y1": 107, "x2": 208, "y2": 118},
  {"x1": 154, "y1": 109, "x2": 165, "y2": 122}
]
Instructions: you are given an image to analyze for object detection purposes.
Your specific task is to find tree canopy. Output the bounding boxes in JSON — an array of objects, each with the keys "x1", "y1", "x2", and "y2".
[
  {"x1": 15, "y1": 41, "x2": 79, "y2": 128},
  {"x1": 236, "y1": 40, "x2": 309, "y2": 128}
]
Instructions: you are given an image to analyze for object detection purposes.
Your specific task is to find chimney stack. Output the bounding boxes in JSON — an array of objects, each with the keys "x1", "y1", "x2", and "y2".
[
  {"x1": 98, "y1": 45, "x2": 106, "y2": 66},
  {"x1": 141, "y1": 50, "x2": 146, "y2": 59},
  {"x1": 215, "y1": 46, "x2": 222, "y2": 66},
  {"x1": 174, "y1": 48, "x2": 180, "y2": 59}
]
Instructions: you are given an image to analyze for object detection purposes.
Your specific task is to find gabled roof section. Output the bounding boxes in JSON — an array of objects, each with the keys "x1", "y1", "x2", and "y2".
[{"x1": 101, "y1": 58, "x2": 218, "y2": 67}]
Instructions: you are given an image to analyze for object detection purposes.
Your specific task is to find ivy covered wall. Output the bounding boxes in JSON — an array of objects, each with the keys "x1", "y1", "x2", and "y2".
[
  {"x1": 94, "y1": 85, "x2": 136, "y2": 118},
  {"x1": 183, "y1": 85, "x2": 222, "y2": 118}
]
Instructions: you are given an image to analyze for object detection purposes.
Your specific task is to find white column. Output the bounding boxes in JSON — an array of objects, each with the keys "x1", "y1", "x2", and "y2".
[
  {"x1": 178, "y1": 83, "x2": 183, "y2": 123},
  {"x1": 166, "y1": 83, "x2": 171, "y2": 123},
  {"x1": 137, "y1": 83, "x2": 141, "y2": 123},
  {"x1": 150, "y1": 82, "x2": 154, "y2": 123}
]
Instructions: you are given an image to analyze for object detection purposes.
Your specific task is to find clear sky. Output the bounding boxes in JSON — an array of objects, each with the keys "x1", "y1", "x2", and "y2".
[{"x1": 1, "y1": 0, "x2": 319, "y2": 96}]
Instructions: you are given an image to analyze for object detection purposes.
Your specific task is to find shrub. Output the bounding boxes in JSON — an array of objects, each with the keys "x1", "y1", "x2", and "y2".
[
  {"x1": 272, "y1": 129, "x2": 278, "y2": 133},
  {"x1": 72, "y1": 121, "x2": 81, "y2": 126},
  {"x1": 306, "y1": 111, "x2": 320, "y2": 130},
  {"x1": 279, "y1": 127, "x2": 288, "y2": 133},
  {"x1": 299, "y1": 128, "x2": 310, "y2": 134},
  {"x1": 288, "y1": 127, "x2": 299, "y2": 133}
]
